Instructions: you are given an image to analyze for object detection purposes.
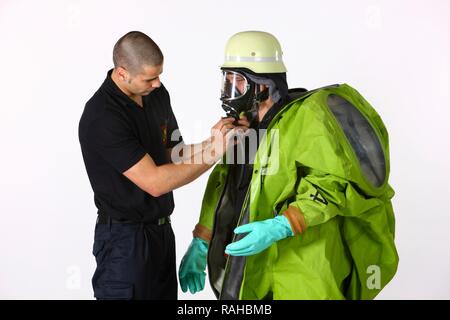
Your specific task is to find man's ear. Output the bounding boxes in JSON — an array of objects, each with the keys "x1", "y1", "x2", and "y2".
[{"x1": 116, "y1": 67, "x2": 129, "y2": 82}]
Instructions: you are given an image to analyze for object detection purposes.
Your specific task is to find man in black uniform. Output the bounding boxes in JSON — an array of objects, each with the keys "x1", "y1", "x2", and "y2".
[{"x1": 78, "y1": 31, "x2": 248, "y2": 300}]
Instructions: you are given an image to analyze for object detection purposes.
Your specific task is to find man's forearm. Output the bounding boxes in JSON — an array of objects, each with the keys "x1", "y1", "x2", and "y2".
[
  {"x1": 170, "y1": 139, "x2": 212, "y2": 164},
  {"x1": 154, "y1": 140, "x2": 221, "y2": 195},
  {"x1": 153, "y1": 161, "x2": 213, "y2": 196},
  {"x1": 124, "y1": 118, "x2": 240, "y2": 197}
]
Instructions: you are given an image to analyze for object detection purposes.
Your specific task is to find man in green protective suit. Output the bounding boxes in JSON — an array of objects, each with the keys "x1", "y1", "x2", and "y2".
[{"x1": 178, "y1": 31, "x2": 399, "y2": 300}]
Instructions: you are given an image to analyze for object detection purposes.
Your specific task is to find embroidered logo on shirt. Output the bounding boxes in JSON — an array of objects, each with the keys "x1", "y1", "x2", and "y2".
[{"x1": 160, "y1": 124, "x2": 168, "y2": 146}]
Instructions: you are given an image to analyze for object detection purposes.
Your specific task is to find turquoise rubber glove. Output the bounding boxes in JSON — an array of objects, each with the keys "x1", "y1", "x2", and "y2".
[
  {"x1": 225, "y1": 215, "x2": 294, "y2": 256},
  {"x1": 179, "y1": 237, "x2": 208, "y2": 294}
]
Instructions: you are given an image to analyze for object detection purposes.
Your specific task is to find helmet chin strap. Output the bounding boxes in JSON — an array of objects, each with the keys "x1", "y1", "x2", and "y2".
[{"x1": 245, "y1": 86, "x2": 269, "y2": 124}]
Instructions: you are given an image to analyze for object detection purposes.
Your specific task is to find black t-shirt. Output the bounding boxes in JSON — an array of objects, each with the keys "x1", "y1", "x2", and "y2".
[{"x1": 79, "y1": 70, "x2": 182, "y2": 223}]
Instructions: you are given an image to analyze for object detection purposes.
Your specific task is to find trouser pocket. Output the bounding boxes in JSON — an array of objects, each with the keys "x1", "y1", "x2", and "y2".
[{"x1": 94, "y1": 281, "x2": 133, "y2": 300}]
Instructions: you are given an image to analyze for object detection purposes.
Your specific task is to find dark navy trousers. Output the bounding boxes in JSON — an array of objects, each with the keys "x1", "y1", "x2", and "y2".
[{"x1": 92, "y1": 220, "x2": 177, "y2": 300}]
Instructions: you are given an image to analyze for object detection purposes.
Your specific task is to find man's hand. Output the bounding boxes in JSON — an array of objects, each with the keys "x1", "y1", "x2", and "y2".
[
  {"x1": 225, "y1": 215, "x2": 294, "y2": 256},
  {"x1": 206, "y1": 116, "x2": 250, "y2": 163},
  {"x1": 235, "y1": 114, "x2": 250, "y2": 129},
  {"x1": 179, "y1": 238, "x2": 209, "y2": 294},
  {"x1": 210, "y1": 117, "x2": 236, "y2": 136}
]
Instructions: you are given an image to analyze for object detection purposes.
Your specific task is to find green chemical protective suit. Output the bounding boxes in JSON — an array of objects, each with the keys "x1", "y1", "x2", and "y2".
[{"x1": 194, "y1": 83, "x2": 399, "y2": 300}]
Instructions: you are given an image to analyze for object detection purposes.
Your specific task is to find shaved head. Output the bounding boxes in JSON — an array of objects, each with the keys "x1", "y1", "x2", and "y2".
[{"x1": 113, "y1": 31, "x2": 163, "y2": 75}]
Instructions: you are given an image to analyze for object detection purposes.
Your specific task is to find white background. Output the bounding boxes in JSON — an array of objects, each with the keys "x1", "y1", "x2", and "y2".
[{"x1": 0, "y1": 0, "x2": 449, "y2": 299}]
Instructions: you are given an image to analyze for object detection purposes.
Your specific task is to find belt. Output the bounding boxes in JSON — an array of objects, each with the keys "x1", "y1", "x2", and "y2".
[{"x1": 96, "y1": 214, "x2": 171, "y2": 226}]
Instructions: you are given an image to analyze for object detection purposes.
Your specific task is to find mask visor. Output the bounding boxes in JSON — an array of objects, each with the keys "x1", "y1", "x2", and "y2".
[{"x1": 221, "y1": 71, "x2": 249, "y2": 101}]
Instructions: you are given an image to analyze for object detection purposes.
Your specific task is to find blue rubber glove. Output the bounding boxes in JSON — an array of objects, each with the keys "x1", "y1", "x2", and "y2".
[
  {"x1": 225, "y1": 215, "x2": 294, "y2": 256},
  {"x1": 179, "y1": 237, "x2": 208, "y2": 294}
]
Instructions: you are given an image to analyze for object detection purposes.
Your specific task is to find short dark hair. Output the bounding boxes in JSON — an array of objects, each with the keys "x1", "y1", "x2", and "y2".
[{"x1": 113, "y1": 31, "x2": 164, "y2": 75}]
